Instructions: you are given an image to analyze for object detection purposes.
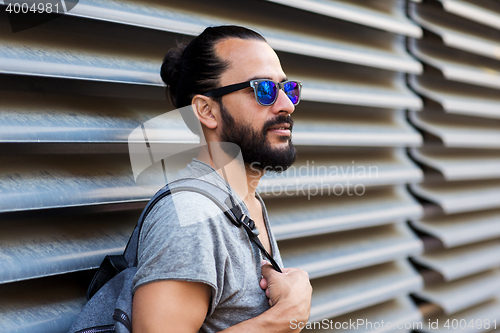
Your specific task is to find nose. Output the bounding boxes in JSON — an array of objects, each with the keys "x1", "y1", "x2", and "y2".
[{"x1": 272, "y1": 88, "x2": 295, "y2": 115}]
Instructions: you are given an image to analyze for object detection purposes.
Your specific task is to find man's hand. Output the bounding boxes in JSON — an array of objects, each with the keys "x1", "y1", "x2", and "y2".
[{"x1": 259, "y1": 261, "x2": 312, "y2": 325}]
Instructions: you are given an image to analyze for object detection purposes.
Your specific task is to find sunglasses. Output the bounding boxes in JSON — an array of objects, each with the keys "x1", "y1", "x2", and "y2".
[{"x1": 203, "y1": 79, "x2": 302, "y2": 106}]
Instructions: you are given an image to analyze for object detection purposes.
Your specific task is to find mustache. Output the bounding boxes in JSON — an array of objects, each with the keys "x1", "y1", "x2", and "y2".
[{"x1": 263, "y1": 115, "x2": 294, "y2": 133}]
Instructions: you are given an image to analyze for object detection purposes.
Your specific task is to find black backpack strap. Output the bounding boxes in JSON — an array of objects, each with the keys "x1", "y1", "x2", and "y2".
[
  {"x1": 126, "y1": 177, "x2": 281, "y2": 272},
  {"x1": 88, "y1": 178, "x2": 281, "y2": 299}
]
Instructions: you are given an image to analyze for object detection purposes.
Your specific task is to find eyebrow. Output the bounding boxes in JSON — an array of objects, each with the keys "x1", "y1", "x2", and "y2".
[{"x1": 246, "y1": 76, "x2": 288, "y2": 83}]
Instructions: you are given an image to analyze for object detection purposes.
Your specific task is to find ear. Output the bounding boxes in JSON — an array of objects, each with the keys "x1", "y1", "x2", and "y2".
[{"x1": 191, "y1": 94, "x2": 218, "y2": 130}]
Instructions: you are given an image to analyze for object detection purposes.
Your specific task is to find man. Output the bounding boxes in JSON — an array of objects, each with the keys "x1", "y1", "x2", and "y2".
[{"x1": 132, "y1": 25, "x2": 312, "y2": 332}]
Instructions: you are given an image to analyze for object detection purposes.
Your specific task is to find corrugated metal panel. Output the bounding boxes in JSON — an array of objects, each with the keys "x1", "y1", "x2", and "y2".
[
  {"x1": 280, "y1": 223, "x2": 423, "y2": 279},
  {"x1": 437, "y1": 0, "x2": 500, "y2": 31},
  {"x1": 408, "y1": 1, "x2": 500, "y2": 60},
  {"x1": 415, "y1": 271, "x2": 500, "y2": 315},
  {"x1": 408, "y1": 38, "x2": 500, "y2": 90},
  {"x1": 408, "y1": 76, "x2": 500, "y2": 119},
  {"x1": 409, "y1": 111, "x2": 500, "y2": 148},
  {"x1": 266, "y1": 0, "x2": 422, "y2": 37},
  {"x1": 0, "y1": 0, "x2": 430, "y2": 330},
  {"x1": 417, "y1": 296, "x2": 500, "y2": 333},
  {"x1": 269, "y1": 185, "x2": 422, "y2": 240},
  {"x1": 305, "y1": 297, "x2": 422, "y2": 333},
  {"x1": 407, "y1": 0, "x2": 500, "y2": 326},
  {"x1": 410, "y1": 209, "x2": 500, "y2": 248},
  {"x1": 0, "y1": 211, "x2": 137, "y2": 284},
  {"x1": 409, "y1": 146, "x2": 500, "y2": 181},
  {"x1": 260, "y1": 148, "x2": 423, "y2": 196},
  {"x1": 0, "y1": 274, "x2": 87, "y2": 333},
  {"x1": 411, "y1": 240, "x2": 500, "y2": 281},
  {"x1": 309, "y1": 260, "x2": 423, "y2": 322},
  {"x1": 306, "y1": 298, "x2": 421, "y2": 333},
  {"x1": 414, "y1": 269, "x2": 500, "y2": 315},
  {"x1": 410, "y1": 178, "x2": 500, "y2": 215}
]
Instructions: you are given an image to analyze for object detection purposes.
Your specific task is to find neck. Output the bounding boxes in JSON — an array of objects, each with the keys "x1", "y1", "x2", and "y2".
[{"x1": 197, "y1": 143, "x2": 264, "y2": 203}]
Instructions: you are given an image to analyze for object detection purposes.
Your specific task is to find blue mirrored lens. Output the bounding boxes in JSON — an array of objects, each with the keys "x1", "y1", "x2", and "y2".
[
  {"x1": 256, "y1": 81, "x2": 277, "y2": 105},
  {"x1": 284, "y1": 81, "x2": 300, "y2": 105}
]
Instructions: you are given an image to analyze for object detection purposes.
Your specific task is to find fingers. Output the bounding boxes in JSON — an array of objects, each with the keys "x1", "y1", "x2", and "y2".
[{"x1": 259, "y1": 277, "x2": 268, "y2": 290}]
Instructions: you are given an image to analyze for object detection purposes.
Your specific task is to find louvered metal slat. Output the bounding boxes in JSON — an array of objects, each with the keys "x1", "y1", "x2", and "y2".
[
  {"x1": 409, "y1": 111, "x2": 500, "y2": 147},
  {"x1": 269, "y1": 185, "x2": 422, "y2": 240},
  {"x1": 407, "y1": 0, "x2": 500, "y2": 328},
  {"x1": 414, "y1": 269, "x2": 500, "y2": 315},
  {"x1": 0, "y1": 211, "x2": 137, "y2": 284},
  {"x1": 0, "y1": 0, "x2": 430, "y2": 331},
  {"x1": 408, "y1": 38, "x2": 500, "y2": 90},
  {"x1": 0, "y1": 154, "x2": 153, "y2": 214},
  {"x1": 411, "y1": 240, "x2": 500, "y2": 281},
  {"x1": 436, "y1": 0, "x2": 500, "y2": 31},
  {"x1": 409, "y1": 146, "x2": 500, "y2": 181},
  {"x1": 266, "y1": 0, "x2": 422, "y2": 38},
  {"x1": 409, "y1": 1, "x2": 500, "y2": 60},
  {"x1": 0, "y1": 274, "x2": 88, "y2": 333},
  {"x1": 260, "y1": 148, "x2": 423, "y2": 196},
  {"x1": 410, "y1": 178, "x2": 500, "y2": 215},
  {"x1": 305, "y1": 297, "x2": 422, "y2": 333},
  {"x1": 418, "y1": 296, "x2": 500, "y2": 333},
  {"x1": 408, "y1": 76, "x2": 500, "y2": 119},
  {"x1": 410, "y1": 209, "x2": 500, "y2": 248},
  {"x1": 67, "y1": 0, "x2": 423, "y2": 73},
  {"x1": 309, "y1": 260, "x2": 423, "y2": 322},
  {"x1": 280, "y1": 223, "x2": 423, "y2": 279}
]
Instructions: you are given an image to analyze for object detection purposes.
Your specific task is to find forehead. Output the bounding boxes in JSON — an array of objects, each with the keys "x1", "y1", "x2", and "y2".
[{"x1": 214, "y1": 38, "x2": 286, "y2": 85}]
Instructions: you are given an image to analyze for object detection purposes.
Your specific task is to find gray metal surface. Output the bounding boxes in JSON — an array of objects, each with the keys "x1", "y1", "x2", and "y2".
[
  {"x1": 408, "y1": 75, "x2": 500, "y2": 119},
  {"x1": 309, "y1": 260, "x2": 423, "y2": 322},
  {"x1": 409, "y1": 111, "x2": 500, "y2": 148},
  {"x1": 0, "y1": 91, "x2": 421, "y2": 147},
  {"x1": 266, "y1": 0, "x2": 422, "y2": 37},
  {"x1": 292, "y1": 106, "x2": 422, "y2": 147},
  {"x1": 410, "y1": 209, "x2": 500, "y2": 248},
  {"x1": 280, "y1": 223, "x2": 423, "y2": 279},
  {"x1": 306, "y1": 297, "x2": 422, "y2": 333},
  {"x1": 409, "y1": 2, "x2": 500, "y2": 60},
  {"x1": 411, "y1": 240, "x2": 500, "y2": 281},
  {"x1": 0, "y1": 211, "x2": 136, "y2": 284},
  {"x1": 414, "y1": 269, "x2": 500, "y2": 315},
  {"x1": 61, "y1": 0, "x2": 423, "y2": 73},
  {"x1": 268, "y1": 185, "x2": 422, "y2": 240},
  {"x1": 408, "y1": 38, "x2": 500, "y2": 90},
  {"x1": 0, "y1": 276, "x2": 87, "y2": 333},
  {"x1": 0, "y1": 154, "x2": 153, "y2": 213},
  {"x1": 437, "y1": 0, "x2": 500, "y2": 30},
  {"x1": 416, "y1": 296, "x2": 500, "y2": 333},
  {"x1": 259, "y1": 148, "x2": 423, "y2": 196},
  {"x1": 409, "y1": 147, "x2": 500, "y2": 181},
  {"x1": 410, "y1": 178, "x2": 500, "y2": 214}
]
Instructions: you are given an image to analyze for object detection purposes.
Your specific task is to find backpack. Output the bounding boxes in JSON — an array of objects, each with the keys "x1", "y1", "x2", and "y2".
[{"x1": 68, "y1": 178, "x2": 281, "y2": 333}]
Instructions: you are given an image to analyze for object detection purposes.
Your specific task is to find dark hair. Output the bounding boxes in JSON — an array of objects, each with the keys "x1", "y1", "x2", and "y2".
[{"x1": 160, "y1": 25, "x2": 267, "y2": 108}]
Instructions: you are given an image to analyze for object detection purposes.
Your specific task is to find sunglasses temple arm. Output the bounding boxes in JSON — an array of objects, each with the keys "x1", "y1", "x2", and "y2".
[{"x1": 203, "y1": 81, "x2": 251, "y2": 98}]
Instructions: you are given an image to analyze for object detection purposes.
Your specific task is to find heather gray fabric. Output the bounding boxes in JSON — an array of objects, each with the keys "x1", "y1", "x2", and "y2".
[{"x1": 133, "y1": 159, "x2": 283, "y2": 333}]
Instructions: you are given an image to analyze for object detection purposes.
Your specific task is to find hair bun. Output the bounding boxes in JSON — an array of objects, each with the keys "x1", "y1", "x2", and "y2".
[{"x1": 160, "y1": 47, "x2": 183, "y2": 101}]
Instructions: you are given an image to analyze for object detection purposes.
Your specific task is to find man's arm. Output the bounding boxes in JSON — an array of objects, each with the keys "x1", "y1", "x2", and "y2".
[{"x1": 132, "y1": 263, "x2": 312, "y2": 333}]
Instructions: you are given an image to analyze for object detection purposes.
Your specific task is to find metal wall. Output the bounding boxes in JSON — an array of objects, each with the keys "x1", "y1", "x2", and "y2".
[{"x1": 0, "y1": 0, "x2": 498, "y2": 332}]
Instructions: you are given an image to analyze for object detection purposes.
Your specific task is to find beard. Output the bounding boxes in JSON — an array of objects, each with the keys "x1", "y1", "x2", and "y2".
[{"x1": 218, "y1": 102, "x2": 297, "y2": 173}]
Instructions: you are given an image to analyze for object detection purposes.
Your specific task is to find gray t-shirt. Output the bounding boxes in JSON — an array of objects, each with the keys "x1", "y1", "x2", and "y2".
[{"x1": 133, "y1": 159, "x2": 283, "y2": 332}]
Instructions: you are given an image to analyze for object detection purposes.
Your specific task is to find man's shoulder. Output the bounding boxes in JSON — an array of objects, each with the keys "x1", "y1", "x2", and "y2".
[{"x1": 146, "y1": 189, "x2": 229, "y2": 229}]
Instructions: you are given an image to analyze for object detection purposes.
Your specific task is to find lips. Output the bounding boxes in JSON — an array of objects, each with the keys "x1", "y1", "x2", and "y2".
[
  {"x1": 267, "y1": 123, "x2": 292, "y2": 136},
  {"x1": 267, "y1": 123, "x2": 291, "y2": 131}
]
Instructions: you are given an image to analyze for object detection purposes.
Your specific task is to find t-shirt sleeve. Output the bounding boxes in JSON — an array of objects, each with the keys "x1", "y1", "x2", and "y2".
[{"x1": 132, "y1": 191, "x2": 229, "y2": 316}]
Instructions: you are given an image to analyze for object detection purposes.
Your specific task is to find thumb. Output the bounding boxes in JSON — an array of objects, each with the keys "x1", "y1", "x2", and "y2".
[{"x1": 261, "y1": 260, "x2": 280, "y2": 279}]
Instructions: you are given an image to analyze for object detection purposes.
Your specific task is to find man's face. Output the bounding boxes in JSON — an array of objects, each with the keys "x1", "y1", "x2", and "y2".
[{"x1": 214, "y1": 38, "x2": 297, "y2": 172}]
